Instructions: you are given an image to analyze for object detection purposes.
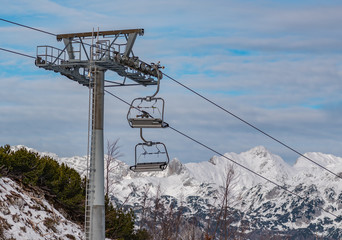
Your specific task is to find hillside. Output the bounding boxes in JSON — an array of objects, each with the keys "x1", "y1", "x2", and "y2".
[{"x1": 0, "y1": 177, "x2": 84, "y2": 240}]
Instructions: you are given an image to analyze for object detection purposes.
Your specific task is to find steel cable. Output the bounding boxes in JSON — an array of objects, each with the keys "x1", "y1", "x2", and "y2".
[
  {"x1": 0, "y1": 18, "x2": 56, "y2": 36},
  {"x1": 0, "y1": 47, "x2": 36, "y2": 59}
]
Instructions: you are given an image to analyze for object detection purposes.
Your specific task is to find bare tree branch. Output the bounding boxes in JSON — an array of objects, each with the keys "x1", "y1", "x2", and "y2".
[{"x1": 105, "y1": 139, "x2": 123, "y2": 196}]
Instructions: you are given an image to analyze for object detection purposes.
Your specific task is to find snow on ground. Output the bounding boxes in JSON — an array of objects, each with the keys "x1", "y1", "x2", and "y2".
[{"x1": 0, "y1": 177, "x2": 84, "y2": 240}]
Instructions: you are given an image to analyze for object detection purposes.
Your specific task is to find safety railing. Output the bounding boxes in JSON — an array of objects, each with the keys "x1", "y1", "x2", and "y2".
[{"x1": 36, "y1": 45, "x2": 66, "y2": 66}]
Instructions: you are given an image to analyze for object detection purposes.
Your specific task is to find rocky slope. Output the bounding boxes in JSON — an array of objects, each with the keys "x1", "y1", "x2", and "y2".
[{"x1": 0, "y1": 177, "x2": 84, "y2": 240}]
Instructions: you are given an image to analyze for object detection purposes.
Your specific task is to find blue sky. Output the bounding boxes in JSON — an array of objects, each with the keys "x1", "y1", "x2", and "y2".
[{"x1": 0, "y1": 0, "x2": 342, "y2": 166}]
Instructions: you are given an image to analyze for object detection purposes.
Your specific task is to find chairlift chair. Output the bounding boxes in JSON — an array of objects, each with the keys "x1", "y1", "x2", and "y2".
[
  {"x1": 127, "y1": 63, "x2": 167, "y2": 128},
  {"x1": 130, "y1": 142, "x2": 170, "y2": 172},
  {"x1": 127, "y1": 97, "x2": 166, "y2": 128}
]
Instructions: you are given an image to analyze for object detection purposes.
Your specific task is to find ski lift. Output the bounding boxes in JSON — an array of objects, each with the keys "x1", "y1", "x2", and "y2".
[
  {"x1": 127, "y1": 97, "x2": 166, "y2": 128},
  {"x1": 128, "y1": 62, "x2": 170, "y2": 172},
  {"x1": 130, "y1": 129, "x2": 170, "y2": 172},
  {"x1": 127, "y1": 63, "x2": 167, "y2": 128}
]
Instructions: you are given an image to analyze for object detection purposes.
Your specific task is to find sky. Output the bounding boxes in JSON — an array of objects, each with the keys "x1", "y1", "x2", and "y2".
[{"x1": 0, "y1": 0, "x2": 341, "y2": 167}]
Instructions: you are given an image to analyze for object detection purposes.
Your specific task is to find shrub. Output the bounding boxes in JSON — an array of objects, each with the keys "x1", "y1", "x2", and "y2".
[{"x1": 0, "y1": 145, "x2": 85, "y2": 221}]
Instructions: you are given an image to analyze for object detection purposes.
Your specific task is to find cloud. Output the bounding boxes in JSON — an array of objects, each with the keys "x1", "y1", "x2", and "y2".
[{"x1": 1, "y1": 0, "x2": 342, "y2": 166}]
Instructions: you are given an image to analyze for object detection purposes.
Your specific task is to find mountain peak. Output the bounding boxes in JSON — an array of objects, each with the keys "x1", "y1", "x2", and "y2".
[
  {"x1": 245, "y1": 145, "x2": 271, "y2": 158},
  {"x1": 293, "y1": 152, "x2": 342, "y2": 182},
  {"x1": 238, "y1": 146, "x2": 293, "y2": 184},
  {"x1": 294, "y1": 152, "x2": 342, "y2": 168},
  {"x1": 167, "y1": 158, "x2": 186, "y2": 176}
]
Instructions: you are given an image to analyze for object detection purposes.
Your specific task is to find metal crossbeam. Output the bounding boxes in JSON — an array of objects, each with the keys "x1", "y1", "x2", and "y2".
[
  {"x1": 56, "y1": 29, "x2": 144, "y2": 41},
  {"x1": 36, "y1": 29, "x2": 160, "y2": 87}
]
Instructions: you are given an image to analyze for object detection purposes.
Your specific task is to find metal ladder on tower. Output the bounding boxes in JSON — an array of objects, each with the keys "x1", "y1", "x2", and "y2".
[{"x1": 85, "y1": 68, "x2": 96, "y2": 240}]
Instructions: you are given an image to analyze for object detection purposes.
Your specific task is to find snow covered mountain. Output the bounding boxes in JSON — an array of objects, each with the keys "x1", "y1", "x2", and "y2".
[{"x1": 9, "y1": 145, "x2": 342, "y2": 239}]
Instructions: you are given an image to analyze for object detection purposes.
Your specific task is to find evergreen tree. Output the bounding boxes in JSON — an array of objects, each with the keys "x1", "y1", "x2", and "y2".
[
  {"x1": 105, "y1": 195, "x2": 150, "y2": 240},
  {"x1": 0, "y1": 145, "x2": 85, "y2": 221}
]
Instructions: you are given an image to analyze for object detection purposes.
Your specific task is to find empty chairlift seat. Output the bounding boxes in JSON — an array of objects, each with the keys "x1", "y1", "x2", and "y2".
[
  {"x1": 130, "y1": 142, "x2": 170, "y2": 172},
  {"x1": 127, "y1": 97, "x2": 166, "y2": 128},
  {"x1": 130, "y1": 162, "x2": 168, "y2": 172}
]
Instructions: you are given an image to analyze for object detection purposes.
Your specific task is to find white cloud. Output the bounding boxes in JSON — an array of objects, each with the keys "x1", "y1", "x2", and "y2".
[{"x1": 1, "y1": 0, "x2": 342, "y2": 165}]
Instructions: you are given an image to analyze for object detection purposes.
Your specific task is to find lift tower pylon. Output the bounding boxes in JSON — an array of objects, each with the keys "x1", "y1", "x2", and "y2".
[
  {"x1": 36, "y1": 28, "x2": 161, "y2": 240},
  {"x1": 92, "y1": 68, "x2": 105, "y2": 239}
]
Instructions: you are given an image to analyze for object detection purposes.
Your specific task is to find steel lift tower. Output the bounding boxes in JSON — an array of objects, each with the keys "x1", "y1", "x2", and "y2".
[{"x1": 36, "y1": 28, "x2": 162, "y2": 240}]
